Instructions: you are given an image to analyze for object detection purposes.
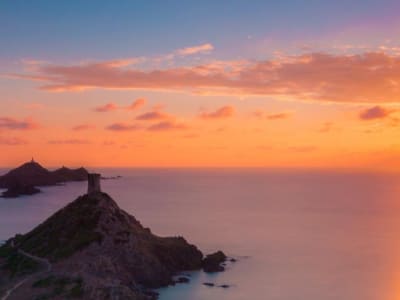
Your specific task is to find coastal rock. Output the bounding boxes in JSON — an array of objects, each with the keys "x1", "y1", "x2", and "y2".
[
  {"x1": 0, "y1": 159, "x2": 88, "y2": 197},
  {"x1": 1, "y1": 183, "x2": 41, "y2": 198},
  {"x1": 203, "y1": 282, "x2": 215, "y2": 287},
  {"x1": 202, "y1": 251, "x2": 227, "y2": 272},
  {"x1": 0, "y1": 188, "x2": 204, "y2": 299},
  {"x1": 175, "y1": 276, "x2": 190, "y2": 284}
]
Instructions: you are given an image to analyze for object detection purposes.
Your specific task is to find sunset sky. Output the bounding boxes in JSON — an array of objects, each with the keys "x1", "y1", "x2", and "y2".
[{"x1": 1, "y1": 0, "x2": 400, "y2": 169}]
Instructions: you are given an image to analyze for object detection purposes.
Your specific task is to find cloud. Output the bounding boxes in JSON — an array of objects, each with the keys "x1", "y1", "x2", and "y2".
[
  {"x1": 0, "y1": 137, "x2": 28, "y2": 145},
  {"x1": 48, "y1": 139, "x2": 90, "y2": 145},
  {"x1": 147, "y1": 121, "x2": 187, "y2": 131},
  {"x1": 0, "y1": 117, "x2": 38, "y2": 130},
  {"x1": 200, "y1": 106, "x2": 235, "y2": 119},
  {"x1": 94, "y1": 103, "x2": 118, "y2": 112},
  {"x1": 359, "y1": 106, "x2": 395, "y2": 120},
  {"x1": 318, "y1": 122, "x2": 335, "y2": 133},
  {"x1": 176, "y1": 43, "x2": 214, "y2": 56},
  {"x1": 125, "y1": 98, "x2": 146, "y2": 111},
  {"x1": 253, "y1": 110, "x2": 292, "y2": 120},
  {"x1": 105, "y1": 123, "x2": 141, "y2": 131},
  {"x1": 72, "y1": 124, "x2": 95, "y2": 131},
  {"x1": 135, "y1": 110, "x2": 171, "y2": 121},
  {"x1": 14, "y1": 51, "x2": 400, "y2": 104}
]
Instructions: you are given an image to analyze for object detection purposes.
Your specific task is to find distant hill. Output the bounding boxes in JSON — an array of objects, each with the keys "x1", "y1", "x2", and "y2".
[{"x1": 0, "y1": 160, "x2": 88, "y2": 197}]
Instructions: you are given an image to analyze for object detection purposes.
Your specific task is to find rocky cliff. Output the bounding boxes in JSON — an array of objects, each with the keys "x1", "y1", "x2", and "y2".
[{"x1": 0, "y1": 190, "x2": 205, "y2": 299}]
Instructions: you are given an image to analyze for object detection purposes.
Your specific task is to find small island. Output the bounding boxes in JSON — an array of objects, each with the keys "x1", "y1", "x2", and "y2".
[
  {"x1": 0, "y1": 159, "x2": 88, "y2": 198},
  {"x1": 0, "y1": 174, "x2": 228, "y2": 299}
]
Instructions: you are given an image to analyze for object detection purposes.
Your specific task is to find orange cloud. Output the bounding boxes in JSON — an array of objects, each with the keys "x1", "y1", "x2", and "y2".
[
  {"x1": 14, "y1": 51, "x2": 400, "y2": 103},
  {"x1": 200, "y1": 106, "x2": 235, "y2": 119},
  {"x1": 0, "y1": 117, "x2": 38, "y2": 130},
  {"x1": 48, "y1": 139, "x2": 91, "y2": 144},
  {"x1": 125, "y1": 98, "x2": 146, "y2": 111},
  {"x1": 106, "y1": 123, "x2": 141, "y2": 131},
  {"x1": 253, "y1": 110, "x2": 292, "y2": 120},
  {"x1": 72, "y1": 124, "x2": 95, "y2": 131},
  {"x1": 359, "y1": 106, "x2": 395, "y2": 120},
  {"x1": 176, "y1": 43, "x2": 214, "y2": 56},
  {"x1": 147, "y1": 121, "x2": 187, "y2": 131},
  {"x1": 136, "y1": 110, "x2": 171, "y2": 121},
  {"x1": 0, "y1": 136, "x2": 28, "y2": 145},
  {"x1": 94, "y1": 103, "x2": 118, "y2": 112}
]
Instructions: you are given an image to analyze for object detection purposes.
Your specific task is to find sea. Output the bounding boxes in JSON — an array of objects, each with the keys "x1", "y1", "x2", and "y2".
[{"x1": 1, "y1": 168, "x2": 400, "y2": 300}]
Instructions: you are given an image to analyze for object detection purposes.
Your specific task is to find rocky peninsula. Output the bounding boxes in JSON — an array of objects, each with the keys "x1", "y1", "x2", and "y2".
[
  {"x1": 0, "y1": 159, "x2": 88, "y2": 198},
  {"x1": 0, "y1": 174, "x2": 227, "y2": 299}
]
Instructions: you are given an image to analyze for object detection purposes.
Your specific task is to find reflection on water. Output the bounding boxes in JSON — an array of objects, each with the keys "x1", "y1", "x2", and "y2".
[{"x1": 1, "y1": 169, "x2": 400, "y2": 300}]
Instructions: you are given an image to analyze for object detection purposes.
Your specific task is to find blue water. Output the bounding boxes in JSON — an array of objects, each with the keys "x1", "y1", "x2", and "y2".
[{"x1": 1, "y1": 169, "x2": 400, "y2": 300}]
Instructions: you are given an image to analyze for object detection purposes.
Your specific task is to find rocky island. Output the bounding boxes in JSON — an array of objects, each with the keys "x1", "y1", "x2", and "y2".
[
  {"x1": 0, "y1": 159, "x2": 88, "y2": 198},
  {"x1": 0, "y1": 174, "x2": 227, "y2": 299}
]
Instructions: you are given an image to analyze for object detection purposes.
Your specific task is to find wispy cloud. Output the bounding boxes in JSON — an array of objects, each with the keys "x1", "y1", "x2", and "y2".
[
  {"x1": 94, "y1": 103, "x2": 118, "y2": 112},
  {"x1": 359, "y1": 106, "x2": 396, "y2": 120},
  {"x1": 253, "y1": 110, "x2": 292, "y2": 120},
  {"x1": 14, "y1": 51, "x2": 400, "y2": 104},
  {"x1": 0, "y1": 136, "x2": 28, "y2": 145},
  {"x1": 176, "y1": 43, "x2": 214, "y2": 56},
  {"x1": 136, "y1": 110, "x2": 171, "y2": 121},
  {"x1": 0, "y1": 117, "x2": 38, "y2": 130},
  {"x1": 105, "y1": 123, "x2": 141, "y2": 131},
  {"x1": 147, "y1": 120, "x2": 187, "y2": 131},
  {"x1": 200, "y1": 106, "x2": 235, "y2": 119},
  {"x1": 125, "y1": 98, "x2": 146, "y2": 111},
  {"x1": 72, "y1": 123, "x2": 95, "y2": 131},
  {"x1": 48, "y1": 139, "x2": 91, "y2": 144}
]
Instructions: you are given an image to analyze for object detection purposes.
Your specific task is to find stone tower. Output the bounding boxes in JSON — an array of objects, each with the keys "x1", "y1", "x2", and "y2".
[{"x1": 88, "y1": 173, "x2": 101, "y2": 194}]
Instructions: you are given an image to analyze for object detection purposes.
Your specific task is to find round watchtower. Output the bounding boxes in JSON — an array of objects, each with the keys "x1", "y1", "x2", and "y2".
[{"x1": 88, "y1": 173, "x2": 101, "y2": 194}]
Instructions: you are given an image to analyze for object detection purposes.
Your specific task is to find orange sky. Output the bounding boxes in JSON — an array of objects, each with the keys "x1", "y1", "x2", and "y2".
[{"x1": 2, "y1": 2, "x2": 400, "y2": 170}]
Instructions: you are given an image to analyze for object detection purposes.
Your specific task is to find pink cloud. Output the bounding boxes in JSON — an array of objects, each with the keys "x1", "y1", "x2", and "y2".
[
  {"x1": 72, "y1": 124, "x2": 95, "y2": 131},
  {"x1": 253, "y1": 110, "x2": 292, "y2": 120},
  {"x1": 106, "y1": 123, "x2": 141, "y2": 131},
  {"x1": 176, "y1": 43, "x2": 214, "y2": 56},
  {"x1": 94, "y1": 103, "x2": 118, "y2": 112},
  {"x1": 135, "y1": 110, "x2": 171, "y2": 121},
  {"x1": 200, "y1": 106, "x2": 235, "y2": 120},
  {"x1": 147, "y1": 121, "x2": 187, "y2": 131},
  {"x1": 15, "y1": 51, "x2": 400, "y2": 103},
  {"x1": 0, "y1": 117, "x2": 38, "y2": 130},
  {"x1": 359, "y1": 106, "x2": 395, "y2": 120},
  {"x1": 125, "y1": 98, "x2": 146, "y2": 111}
]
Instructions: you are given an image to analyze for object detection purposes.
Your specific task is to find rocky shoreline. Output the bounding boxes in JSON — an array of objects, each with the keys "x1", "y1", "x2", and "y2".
[{"x1": 0, "y1": 174, "x2": 230, "y2": 299}]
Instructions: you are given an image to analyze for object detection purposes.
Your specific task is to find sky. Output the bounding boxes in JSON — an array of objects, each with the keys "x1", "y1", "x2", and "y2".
[{"x1": 1, "y1": 0, "x2": 400, "y2": 169}]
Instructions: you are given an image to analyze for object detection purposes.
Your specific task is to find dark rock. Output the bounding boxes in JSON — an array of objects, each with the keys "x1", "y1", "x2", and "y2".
[
  {"x1": 229, "y1": 258, "x2": 237, "y2": 262},
  {"x1": 175, "y1": 276, "x2": 190, "y2": 284},
  {"x1": 202, "y1": 251, "x2": 227, "y2": 273},
  {"x1": 0, "y1": 160, "x2": 88, "y2": 196},
  {"x1": 1, "y1": 183, "x2": 41, "y2": 198},
  {"x1": 143, "y1": 290, "x2": 159, "y2": 299},
  {"x1": 219, "y1": 284, "x2": 231, "y2": 288},
  {"x1": 203, "y1": 282, "x2": 215, "y2": 287},
  {"x1": 1, "y1": 191, "x2": 204, "y2": 299}
]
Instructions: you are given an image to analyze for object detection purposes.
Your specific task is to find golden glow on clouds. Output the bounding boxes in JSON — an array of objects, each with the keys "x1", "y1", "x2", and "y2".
[{"x1": 2, "y1": 48, "x2": 400, "y2": 169}]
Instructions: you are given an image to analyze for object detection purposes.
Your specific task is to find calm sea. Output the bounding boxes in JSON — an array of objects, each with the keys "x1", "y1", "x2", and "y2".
[{"x1": 1, "y1": 168, "x2": 400, "y2": 300}]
